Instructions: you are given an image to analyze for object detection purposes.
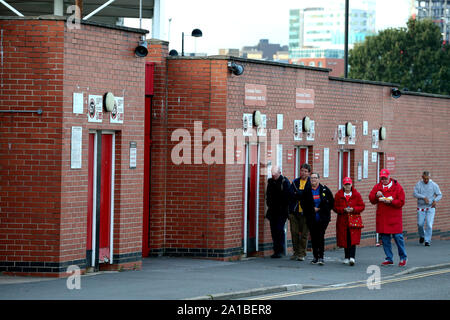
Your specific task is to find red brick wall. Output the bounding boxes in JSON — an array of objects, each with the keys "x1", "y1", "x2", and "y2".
[
  {"x1": 0, "y1": 18, "x2": 146, "y2": 276},
  {"x1": 154, "y1": 57, "x2": 450, "y2": 260},
  {"x1": 61, "y1": 22, "x2": 146, "y2": 271},
  {"x1": 145, "y1": 39, "x2": 169, "y2": 256},
  {"x1": 0, "y1": 19, "x2": 65, "y2": 275}
]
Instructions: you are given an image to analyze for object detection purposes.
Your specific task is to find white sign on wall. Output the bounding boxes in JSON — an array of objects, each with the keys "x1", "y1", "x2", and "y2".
[
  {"x1": 71, "y1": 126, "x2": 82, "y2": 169},
  {"x1": 363, "y1": 150, "x2": 369, "y2": 179},
  {"x1": 323, "y1": 148, "x2": 329, "y2": 178},
  {"x1": 87, "y1": 95, "x2": 103, "y2": 123},
  {"x1": 306, "y1": 120, "x2": 315, "y2": 141},
  {"x1": 338, "y1": 125, "x2": 346, "y2": 144},
  {"x1": 348, "y1": 125, "x2": 356, "y2": 145},
  {"x1": 372, "y1": 129, "x2": 379, "y2": 149},
  {"x1": 363, "y1": 121, "x2": 368, "y2": 135},
  {"x1": 73, "y1": 92, "x2": 84, "y2": 114},
  {"x1": 110, "y1": 96, "x2": 124, "y2": 124},
  {"x1": 277, "y1": 114, "x2": 283, "y2": 130},
  {"x1": 293, "y1": 120, "x2": 302, "y2": 141}
]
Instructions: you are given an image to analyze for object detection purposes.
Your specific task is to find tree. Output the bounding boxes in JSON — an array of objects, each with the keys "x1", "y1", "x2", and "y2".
[{"x1": 349, "y1": 18, "x2": 450, "y2": 95}]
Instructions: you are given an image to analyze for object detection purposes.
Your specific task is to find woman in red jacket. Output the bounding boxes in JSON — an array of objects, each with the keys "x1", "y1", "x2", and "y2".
[{"x1": 333, "y1": 177, "x2": 365, "y2": 266}]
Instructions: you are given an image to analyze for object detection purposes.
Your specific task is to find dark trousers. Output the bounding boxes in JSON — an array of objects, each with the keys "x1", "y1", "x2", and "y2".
[
  {"x1": 270, "y1": 217, "x2": 287, "y2": 255},
  {"x1": 309, "y1": 220, "x2": 329, "y2": 259},
  {"x1": 344, "y1": 228, "x2": 356, "y2": 259}
]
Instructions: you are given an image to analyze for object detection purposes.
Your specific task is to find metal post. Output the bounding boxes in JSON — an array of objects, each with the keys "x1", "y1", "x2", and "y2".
[
  {"x1": 0, "y1": 0, "x2": 24, "y2": 16},
  {"x1": 139, "y1": 0, "x2": 142, "y2": 29},
  {"x1": 152, "y1": 0, "x2": 161, "y2": 38},
  {"x1": 344, "y1": 0, "x2": 349, "y2": 78},
  {"x1": 83, "y1": 0, "x2": 116, "y2": 20},
  {"x1": 182, "y1": 32, "x2": 185, "y2": 56}
]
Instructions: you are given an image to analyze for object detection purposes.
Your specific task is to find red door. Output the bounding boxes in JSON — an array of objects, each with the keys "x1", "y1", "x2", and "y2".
[
  {"x1": 294, "y1": 147, "x2": 307, "y2": 177},
  {"x1": 339, "y1": 150, "x2": 350, "y2": 188},
  {"x1": 99, "y1": 134, "x2": 113, "y2": 263}
]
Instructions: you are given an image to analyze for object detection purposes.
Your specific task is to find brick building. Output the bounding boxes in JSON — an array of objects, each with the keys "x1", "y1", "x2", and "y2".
[
  {"x1": 146, "y1": 43, "x2": 450, "y2": 260},
  {"x1": 1, "y1": 18, "x2": 450, "y2": 278},
  {"x1": 0, "y1": 17, "x2": 147, "y2": 276}
]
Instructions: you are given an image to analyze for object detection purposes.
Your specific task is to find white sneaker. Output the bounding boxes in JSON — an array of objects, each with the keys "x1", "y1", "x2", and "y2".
[
  {"x1": 349, "y1": 258, "x2": 355, "y2": 266},
  {"x1": 343, "y1": 258, "x2": 350, "y2": 265}
]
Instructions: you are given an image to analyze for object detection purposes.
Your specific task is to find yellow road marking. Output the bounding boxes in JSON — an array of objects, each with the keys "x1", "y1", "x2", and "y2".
[{"x1": 249, "y1": 268, "x2": 450, "y2": 300}]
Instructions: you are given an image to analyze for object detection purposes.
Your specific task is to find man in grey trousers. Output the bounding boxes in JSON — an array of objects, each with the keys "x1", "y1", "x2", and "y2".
[{"x1": 413, "y1": 171, "x2": 442, "y2": 246}]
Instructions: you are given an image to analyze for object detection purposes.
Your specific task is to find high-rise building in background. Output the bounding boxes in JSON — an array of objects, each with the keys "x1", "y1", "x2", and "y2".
[
  {"x1": 289, "y1": 0, "x2": 376, "y2": 75},
  {"x1": 411, "y1": 0, "x2": 450, "y2": 42}
]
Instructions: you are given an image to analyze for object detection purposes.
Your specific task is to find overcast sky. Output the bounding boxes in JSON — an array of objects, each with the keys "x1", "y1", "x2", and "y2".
[{"x1": 125, "y1": 0, "x2": 412, "y2": 55}]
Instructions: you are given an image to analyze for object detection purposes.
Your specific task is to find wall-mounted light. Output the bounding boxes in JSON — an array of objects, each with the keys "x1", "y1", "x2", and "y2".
[
  {"x1": 391, "y1": 87, "x2": 401, "y2": 99},
  {"x1": 228, "y1": 61, "x2": 244, "y2": 75},
  {"x1": 169, "y1": 49, "x2": 179, "y2": 56},
  {"x1": 302, "y1": 116, "x2": 311, "y2": 132},
  {"x1": 345, "y1": 122, "x2": 353, "y2": 136},
  {"x1": 182, "y1": 28, "x2": 203, "y2": 56},
  {"x1": 253, "y1": 110, "x2": 262, "y2": 127},
  {"x1": 103, "y1": 92, "x2": 115, "y2": 112},
  {"x1": 379, "y1": 127, "x2": 386, "y2": 140},
  {"x1": 135, "y1": 36, "x2": 148, "y2": 57}
]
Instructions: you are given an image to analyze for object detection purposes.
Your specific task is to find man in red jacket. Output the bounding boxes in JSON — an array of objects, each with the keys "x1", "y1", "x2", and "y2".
[{"x1": 369, "y1": 169, "x2": 408, "y2": 267}]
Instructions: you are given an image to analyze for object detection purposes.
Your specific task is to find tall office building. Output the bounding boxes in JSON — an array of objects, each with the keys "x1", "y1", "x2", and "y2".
[
  {"x1": 412, "y1": 0, "x2": 450, "y2": 42},
  {"x1": 289, "y1": 0, "x2": 376, "y2": 68}
]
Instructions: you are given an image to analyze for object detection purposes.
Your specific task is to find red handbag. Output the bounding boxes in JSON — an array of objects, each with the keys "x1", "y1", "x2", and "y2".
[{"x1": 348, "y1": 214, "x2": 364, "y2": 229}]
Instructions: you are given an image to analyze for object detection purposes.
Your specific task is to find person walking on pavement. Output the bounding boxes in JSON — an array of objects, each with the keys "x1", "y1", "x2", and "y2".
[
  {"x1": 266, "y1": 166, "x2": 291, "y2": 258},
  {"x1": 413, "y1": 171, "x2": 442, "y2": 246},
  {"x1": 333, "y1": 177, "x2": 365, "y2": 266},
  {"x1": 289, "y1": 163, "x2": 313, "y2": 261},
  {"x1": 306, "y1": 172, "x2": 334, "y2": 265},
  {"x1": 369, "y1": 169, "x2": 408, "y2": 267}
]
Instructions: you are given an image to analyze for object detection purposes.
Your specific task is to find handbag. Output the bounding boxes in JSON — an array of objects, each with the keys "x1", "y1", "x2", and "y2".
[{"x1": 348, "y1": 213, "x2": 364, "y2": 229}]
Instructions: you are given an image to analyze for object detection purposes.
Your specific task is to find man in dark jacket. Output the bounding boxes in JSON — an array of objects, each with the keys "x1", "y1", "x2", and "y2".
[
  {"x1": 306, "y1": 172, "x2": 334, "y2": 265},
  {"x1": 266, "y1": 166, "x2": 291, "y2": 258},
  {"x1": 289, "y1": 163, "x2": 314, "y2": 261}
]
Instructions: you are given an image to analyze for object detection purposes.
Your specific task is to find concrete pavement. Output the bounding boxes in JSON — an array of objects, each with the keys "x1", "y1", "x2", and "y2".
[{"x1": 0, "y1": 239, "x2": 449, "y2": 300}]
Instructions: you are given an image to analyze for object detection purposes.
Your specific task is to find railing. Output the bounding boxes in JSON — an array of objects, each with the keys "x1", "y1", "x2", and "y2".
[{"x1": 0, "y1": 109, "x2": 43, "y2": 115}]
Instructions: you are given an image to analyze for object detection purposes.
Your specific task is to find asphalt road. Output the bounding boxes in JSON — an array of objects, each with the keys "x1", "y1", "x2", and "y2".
[{"x1": 249, "y1": 268, "x2": 450, "y2": 300}]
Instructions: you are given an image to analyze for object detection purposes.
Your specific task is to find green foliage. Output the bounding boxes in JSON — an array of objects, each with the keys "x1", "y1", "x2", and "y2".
[{"x1": 349, "y1": 18, "x2": 450, "y2": 95}]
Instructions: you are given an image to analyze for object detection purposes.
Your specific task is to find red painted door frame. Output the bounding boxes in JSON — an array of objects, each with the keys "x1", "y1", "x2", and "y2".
[
  {"x1": 294, "y1": 147, "x2": 307, "y2": 177},
  {"x1": 87, "y1": 131, "x2": 115, "y2": 268},
  {"x1": 142, "y1": 62, "x2": 155, "y2": 257},
  {"x1": 99, "y1": 134, "x2": 113, "y2": 263},
  {"x1": 248, "y1": 144, "x2": 258, "y2": 252}
]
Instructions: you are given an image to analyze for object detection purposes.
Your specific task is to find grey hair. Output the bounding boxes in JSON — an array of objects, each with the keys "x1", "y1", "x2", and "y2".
[{"x1": 310, "y1": 172, "x2": 320, "y2": 179}]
